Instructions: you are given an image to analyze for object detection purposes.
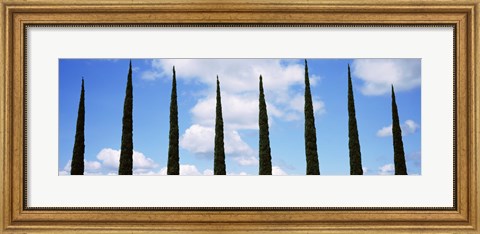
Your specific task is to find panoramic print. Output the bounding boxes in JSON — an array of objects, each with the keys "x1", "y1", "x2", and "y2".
[{"x1": 59, "y1": 59, "x2": 421, "y2": 176}]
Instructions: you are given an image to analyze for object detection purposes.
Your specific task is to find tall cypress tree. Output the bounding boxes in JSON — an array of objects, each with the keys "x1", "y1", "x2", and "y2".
[
  {"x1": 70, "y1": 78, "x2": 85, "y2": 175},
  {"x1": 214, "y1": 76, "x2": 226, "y2": 175},
  {"x1": 304, "y1": 59, "x2": 320, "y2": 175},
  {"x1": 391, "y1": 85, "x2": 408, "y2": 175},
  {"x1": 258, "y1": 75, "x2": 272, "y2": 175},
  {"x1": 167, "y1": 66, "x2": 179, "y2": 175},
  {"x1": 118, "y1": 60, "x2": 134, "y2": 175},
  {"x1": 347, "y1": 65, "x2": 363, "y2": 175}
]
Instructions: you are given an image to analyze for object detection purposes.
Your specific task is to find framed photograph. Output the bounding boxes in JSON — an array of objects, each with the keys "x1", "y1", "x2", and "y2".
[{"x1": 1, "y1": 0, "x2": 478, "y2": 232}]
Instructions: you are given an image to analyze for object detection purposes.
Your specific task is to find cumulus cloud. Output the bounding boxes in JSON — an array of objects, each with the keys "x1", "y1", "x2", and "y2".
[
  {"x1": 179, "y1": 125, "x2": 215, "y2": 156},
  {"x1": 376, "y1": 119, "x2": 420, "y2": 137},
  {"x1": 233, "y1": 155, "x2": 258, "y2": 166},
  {"x1": 180, "y1": 125, "x2": 256, "y2": 160},
  {"x1": 352, "y1": 59, "x2": 421, "y2": 96},
  {"x1": 96, "y1": 148, "x2": 159, "y2": 170},
  {"x1": 59, "y1": 170, "x2": 69, "y2": 175},
  {"x1": 227, "y1": 171, "x2": 249, "y2": 176},
  {"x1": 272, "y1": 166, "x2": 288, "y2": 175},
  {"x1": 191, "y1": 93, "x2": 259, "y2": 129},
  {"x1": 143, "y1": 59, "x2": 315, "y2": 92},
  {"x1": 85, "y1": 161, "x2": 102, "y2": 171},
  {"x1": 138, "y1": 165, "x2": 212, "y2": 176},
  {"x1": 179, "y1": 164, "x2": 202, "y2": 175},
  {"x1": 60, "y1": 148, "x2": 160, "y2": 175},
  {"x1": 145, "y1": 59, "x2": 325, "y2": 126},
  {"x1": 203, "y1": 169, "x2": 214, "y2": 175},
  {"x1": 376, "y1": 126, "x2": 391, "y2": 137},
  {"x1": 378, "y1": 164, "x2": 395, "y2": 175},
  {"x1": 59, "y1": 159, "x2": 102, "y2": 175},
  {"x1": 142, "y1": 59, "x2": 325, "y2": 167}
]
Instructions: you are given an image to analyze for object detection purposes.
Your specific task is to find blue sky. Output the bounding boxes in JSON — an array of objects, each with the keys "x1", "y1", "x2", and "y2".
[{"x1": 59, "y1": 58, "x2": 421, "y2": 175}]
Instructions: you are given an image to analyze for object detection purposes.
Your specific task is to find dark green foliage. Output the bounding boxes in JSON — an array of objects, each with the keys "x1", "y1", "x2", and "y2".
[
  {"x1": 391, "y1": 85, "x2": 408, "y2": 175},
  {"x1": 167, "y1": 66, "x2": 180, "y2": 175},
  {"x1": 258, "y1": 75, "x2": 272, "y2": 175},
  {"x1": 214, "y1": 76, "x2": 226, "y2": 175},
  {"x1": 347, "y1": 65, "x2": 363, "y2": 175},
  {"x1": 304, "y1": 59, "x2": 320, "y2": 175},
  {"x1": 70, "y1": 78, "x2": 85, "y2": 175},
  {"x1": 118, "y1": 60, "x2": 134, "y2": 175}
]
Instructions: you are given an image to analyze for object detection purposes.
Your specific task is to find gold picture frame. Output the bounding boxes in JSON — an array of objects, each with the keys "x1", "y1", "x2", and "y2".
[{"x1": 1, "y1": 0, "x2": 478, "y2": 232}]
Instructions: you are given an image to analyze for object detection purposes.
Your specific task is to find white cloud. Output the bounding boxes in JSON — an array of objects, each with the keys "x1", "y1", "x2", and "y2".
[
  {"x1": 376, "y1": 119, "x2": 420, "y2": 137},
  {"x1": 203, "y1": 169, "x2": 214, "y2": 175},
  {"x1": 144, "y1": 59, "x2": 326, "y2": 167},
  {"x1": 233, "y1": 155, "x2": 258, "y2": 166},
  {"x1": 403, "y1": 120, "x2": 420, "y2": 134},
  {"x1": 191, "y1": 93, "x2": 259, "y2": 129},
  {"x1": 379, "y1": 163, "x2": 395, "y2": 175},
  {"x1": 376, "y1": 126, "x2": 392, "y2": 137},
  {"x1": 96, "y1": 148, "x2": 159, "y2": 170},
  {"x1": 179, "y1": 164, "x2": 203, "y2": 175},
  {"x1": 83, "y1": 172, "x2": 104, "y2": 176},
  {"x1": 180, "y1": 125, "x2": 256, "y2": 160},
  {"x1": 227, "y1": 171, "x2": 249, "y2": 176},
  {"x1": 362, "y1": 167, "x2": 369, "y2": 174},
  {"x1": 132, "y1": 165, "x2": 214, "y2": 176},
  {"x1": 96, "y1": 148, "x2": 120, "y2": 168},
  {"x1": 60, "y1": 159, "x2": 102, "y2": 175},
  {"x1": 179, "y1": 125, "x2": 214, "y2": 155},
  {"x1": 272, "y1": 166, "x2": 288, "y2": 175},
  {"x1": 145, "y1": 59, "x2": 308, "y2": 92},
  {"x1": 141, "y1": 70, "x2": 161, "y2": 81},
  {"x1": 352, "y1": 59, "x2": 421, "y2": 95},
  {"x1": 63, "y1": 160, "x2": 72, "y2": 172},
  {"x1": 85, "y1": 161, "x2": 102, "y2": 171},
  {"x1": 145, "y1": 59, "x2": 325, "y2": 127},
  {"x1": 158, "y1": 167, "x2": 168, "y2": 175},
  {"x1": 59, "y1": 170, "x2": 69, "y2": 175}
]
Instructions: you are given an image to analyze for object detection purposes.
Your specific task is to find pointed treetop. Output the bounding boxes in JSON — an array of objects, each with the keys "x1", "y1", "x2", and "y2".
[
  {"x1": 348, "y1": 63, "x2": 350, "y2": 71},
  {"x1": 129, "y1": 59, "x2": 132, "y2": 67},
  {"x1": 304, "y1": 59, "x2": 309, "y2": 77},
  {"x1": 173, "y1": 66, "x2": 176, "y2": 74},
  {"x1": 259, "y1": 75, "x2": 264, "y2": 89},
  {"x1": 391, "y1": 84, "x2": 395, "y2": 94}
]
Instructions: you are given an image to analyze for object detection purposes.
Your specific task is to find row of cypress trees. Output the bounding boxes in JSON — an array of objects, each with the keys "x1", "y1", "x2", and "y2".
[{"x1": 69, "y1": 59, "x2": 408, "y2": 175}]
